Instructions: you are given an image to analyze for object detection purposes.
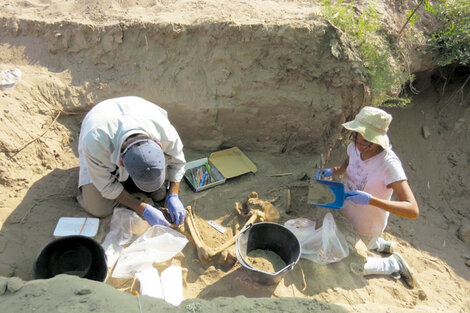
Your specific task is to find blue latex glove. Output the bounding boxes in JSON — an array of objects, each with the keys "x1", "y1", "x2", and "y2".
[
  {"x1": 142, "y1": 204, "x2": 171, "y2": 227},
  {"x1": 345, "y1": 190, "x2": 371, "y2": 205},
  {"x1": 167, "y1": 194, "x2": 186, "y2": 225},
  {"x1": 316, "y1": 168, "x2": 334, "y2": 179}
]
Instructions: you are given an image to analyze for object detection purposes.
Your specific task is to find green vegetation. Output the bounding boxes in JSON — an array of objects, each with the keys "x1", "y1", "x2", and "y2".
[
  {"x1": 402, "y1": 0, "x2": 469, "y2": 66},
  {"x1": 426, "y1": 0, "x2": 470, "y2": 66},
  {"x1": 320, "y1": 0, "x2": 469, "y2": 106},
  {"x1": 320, "y1": 0, "x2": 412, "y2": 106}
]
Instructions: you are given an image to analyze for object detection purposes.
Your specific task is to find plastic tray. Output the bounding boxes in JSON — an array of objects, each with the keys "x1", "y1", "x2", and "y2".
[
  {"x1": 184, "y1": 147, "x2": 257, "y2": 192},
  {"x1": 309, "y1": 170, "x2": 345, "y2": 209},
  {"x1": 184, "y1": 158, "x2": 226, "y2": 192}
]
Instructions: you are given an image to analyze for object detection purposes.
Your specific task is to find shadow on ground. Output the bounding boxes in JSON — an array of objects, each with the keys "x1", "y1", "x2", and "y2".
[{"x1": 0, "y1": 167, "x2": 107, "y2": 280}]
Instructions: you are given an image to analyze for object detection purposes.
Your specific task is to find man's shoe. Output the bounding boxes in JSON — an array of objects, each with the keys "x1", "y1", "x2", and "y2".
[{"x1": 391, "y1": 252, "x2": 416, "y2": 288}]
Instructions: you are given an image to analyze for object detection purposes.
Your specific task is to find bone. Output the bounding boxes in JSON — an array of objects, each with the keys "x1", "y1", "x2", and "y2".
[{"x1": 183, "y1": 192, "x2": 277, "y2": 265}]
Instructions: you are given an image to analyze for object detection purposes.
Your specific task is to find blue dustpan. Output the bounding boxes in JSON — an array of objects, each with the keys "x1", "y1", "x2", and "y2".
[{"x1": 309, "y1": 170, "x2": 345, "y2": 209}]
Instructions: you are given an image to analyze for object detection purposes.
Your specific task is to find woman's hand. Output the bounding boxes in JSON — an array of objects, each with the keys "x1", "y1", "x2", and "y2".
[{"x1": 345, "y1": 190, "x2": 371, "y2": 205}]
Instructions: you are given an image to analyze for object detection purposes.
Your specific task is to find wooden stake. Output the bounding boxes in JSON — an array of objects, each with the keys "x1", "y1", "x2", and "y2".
[
  {"x1": 287, "y1": 189, "x2": 291, "y2": 211},
  {"x1": 268, "y1": 172, "x2": 292, "y2": 177}
]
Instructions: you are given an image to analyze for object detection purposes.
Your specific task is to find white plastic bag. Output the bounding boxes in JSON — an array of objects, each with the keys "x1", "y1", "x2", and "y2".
[
  {"x1": 101, "y1": 207, "x2": 150, "y2": 267},
  {"x1": 286, "y1": 213, "x2": 349, "y2": 264},
  {"x1": 112, "y1": 225, "x2": 188, "y2": 278},
  {"x1": 107, "y1": 207, "x2": 150, "y2": 245},
  {"x1": 284, "y1": 218, "x2": 316, "y2": 244}
]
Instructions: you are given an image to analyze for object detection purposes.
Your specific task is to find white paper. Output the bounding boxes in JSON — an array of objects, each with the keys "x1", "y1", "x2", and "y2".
[
  {"x1": 161, "y1": 266, "x2": 184, "y2": 306},
  {"x1": 135, "y1": 267, "x2": 164, "y2": 299}
]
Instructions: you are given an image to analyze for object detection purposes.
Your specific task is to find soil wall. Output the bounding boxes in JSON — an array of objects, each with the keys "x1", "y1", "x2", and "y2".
[{"x1": 1, "y1": 17, "x2": 368, "y2": 156}]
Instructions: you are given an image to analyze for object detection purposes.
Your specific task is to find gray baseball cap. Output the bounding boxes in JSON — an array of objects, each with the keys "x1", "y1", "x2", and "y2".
[{"x1": 122, "y1": 139, "x2": 165, "y2": 192}]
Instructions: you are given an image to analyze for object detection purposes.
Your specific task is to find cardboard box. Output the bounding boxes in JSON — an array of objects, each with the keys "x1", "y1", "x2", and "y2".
[{"x1": 184, "y1": 147, "x2": 257, "y2": 192}]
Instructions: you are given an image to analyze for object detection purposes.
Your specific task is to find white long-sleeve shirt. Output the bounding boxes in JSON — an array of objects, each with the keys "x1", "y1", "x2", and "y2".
[{"x1": 78, "y1": 96, "x2": 186, "y2": 199}]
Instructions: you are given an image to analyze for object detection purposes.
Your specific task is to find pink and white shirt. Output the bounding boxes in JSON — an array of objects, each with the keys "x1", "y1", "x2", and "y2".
[{"x1": 342, "y1": 143, "x2": 407, "y2": 237}]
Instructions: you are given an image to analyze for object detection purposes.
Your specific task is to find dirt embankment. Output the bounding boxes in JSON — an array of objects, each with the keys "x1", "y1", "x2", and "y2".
[
  {"x1": 1, "y1": 17, "x2": 369, "y2": 152},
  {"x1": 0, "y1": 3, "x2": 438, "y2": 191},
  {"x1": 0, "y1": 1, "x2": 440, "y2": 192}
]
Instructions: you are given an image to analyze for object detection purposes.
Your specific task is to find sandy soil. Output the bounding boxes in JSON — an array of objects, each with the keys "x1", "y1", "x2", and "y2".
[
  {"x1": 0, "y1": 1, "x2": 470, "y2": 313},
  {"x1": 1, "y1": 71, "x2": 469, "y2": 312}
]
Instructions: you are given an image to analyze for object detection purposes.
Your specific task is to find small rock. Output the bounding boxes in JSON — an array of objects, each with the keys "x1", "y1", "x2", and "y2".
[
  {"x1": 7, "y1": 277, "x2": 24, "y2": 293},
  {"x1": 421, "y1": 126, "x2": 431, "y2": 139},
  {"x1": 457, "y1": 224, "x2": 470, "y2": 244},
  {"x1": 298, "y1": 172, "x2": 310, "y2": 181},
  {"x1": 417, "y1": 289, "x2": 428, "y2": 300},
  {"x1": 75, "y1": 288, "x2": 92, "y2": 295},
  {"x1": 447, "y1": 154, "x2": 458, "y2": 166},
  {"x1": 465, "y1": 260, "x2": 470, "y2": 267}
]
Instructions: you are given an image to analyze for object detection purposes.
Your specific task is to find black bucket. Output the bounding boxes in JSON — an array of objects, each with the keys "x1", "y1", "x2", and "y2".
[
  {"x1": 236, "y1": 222, "x2": 301, "y2": 285},
  {"x1": 34, "y1": 235, "x2": 107, "y2": 282}
]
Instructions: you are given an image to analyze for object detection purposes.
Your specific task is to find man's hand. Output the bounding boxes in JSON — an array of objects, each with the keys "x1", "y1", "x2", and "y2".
[
  {"x1": 142, "y1": 204, "x2": 171, "y2": 227},
  {"x1": 167, "y1": 194, "x2": 186, "y2": 225},
  {"x1": 345, "y1": 190, "x2": 371, "y2": 205}
]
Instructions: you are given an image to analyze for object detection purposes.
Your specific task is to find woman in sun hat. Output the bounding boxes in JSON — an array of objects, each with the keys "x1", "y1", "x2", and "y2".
[{"x1": 319, "y1": 106, "x2": 419, "y2": 288}]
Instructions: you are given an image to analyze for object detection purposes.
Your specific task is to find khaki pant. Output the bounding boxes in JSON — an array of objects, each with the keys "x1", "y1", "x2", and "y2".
[
  {"x1": 77, "y1": 181, "x2": 168, "y2": 218},
  {"x1": 77, "y1": 184, "x2": 117, "y2": 217}
]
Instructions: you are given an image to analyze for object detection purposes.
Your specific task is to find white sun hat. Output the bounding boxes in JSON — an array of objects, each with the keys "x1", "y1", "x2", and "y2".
[{"x1": 342, "y1": 106, "x2": 392, "y2": 149}]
